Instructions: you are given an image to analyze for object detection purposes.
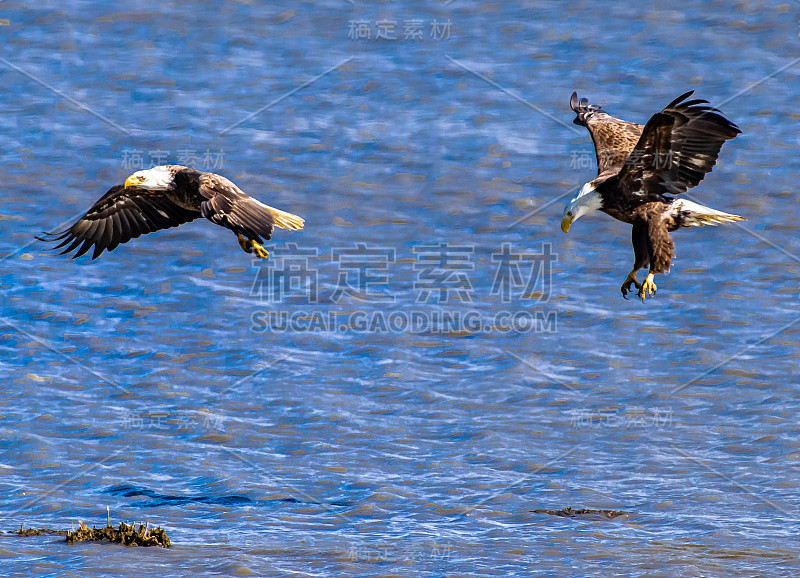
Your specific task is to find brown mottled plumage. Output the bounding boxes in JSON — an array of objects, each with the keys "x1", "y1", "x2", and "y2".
[
  {"x1": 561, "y1": 91, "x2": 744, "y2": 302},
  {"x1": 38, "y1": 165, "x2": 304, "y2": 260}
]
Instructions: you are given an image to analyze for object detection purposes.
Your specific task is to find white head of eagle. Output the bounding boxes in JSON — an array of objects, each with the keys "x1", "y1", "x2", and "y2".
[
  {"x1": 561, "y1": 182, "x2": 603, "y2": 233},
  {"x1": 123, "y1": 165, "x2": 175, "y2": 190}
]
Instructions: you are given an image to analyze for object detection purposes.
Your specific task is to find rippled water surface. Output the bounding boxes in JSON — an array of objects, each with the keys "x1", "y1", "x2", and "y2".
[{"x1": 1, "y1": 1, "x2": 799, "y2": 575}]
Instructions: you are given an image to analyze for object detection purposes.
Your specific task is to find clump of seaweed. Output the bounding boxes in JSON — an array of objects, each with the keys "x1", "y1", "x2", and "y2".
[
  {"x1": 532, "y1": 507, "x2": 627, "y2": 520},
  {"x1": 65, "y1": 521, "x2": 171, "y2": 548},
  {"x1": 7, "y1": 508, "x2": 171, "y2": 548},
  {"x1": 9, "y1": 524, "x2": 67, "y2": 537}
]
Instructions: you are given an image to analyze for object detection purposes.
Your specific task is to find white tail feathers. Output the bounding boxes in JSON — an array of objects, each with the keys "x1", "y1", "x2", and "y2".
[
  {"x1": 256, "y1": 200, "x2": 305, "y2": 230},
  {"x1": 671, "y1": 199, "x2": 745, "y2": 227}
]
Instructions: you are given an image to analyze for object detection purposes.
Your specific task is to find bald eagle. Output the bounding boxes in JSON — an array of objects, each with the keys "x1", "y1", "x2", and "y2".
[
  {"x1": 38, "y1": 165, "x2": 304, "y2": 260},
  {"x1": 561, "y1": 91, "x2": 744, "y2": 302}
]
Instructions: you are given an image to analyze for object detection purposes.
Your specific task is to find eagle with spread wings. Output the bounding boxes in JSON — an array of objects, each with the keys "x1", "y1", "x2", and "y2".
[
  {"x1": 560, "y1": 91, "x2": 744, "y2": 302},
  {"x1": 38, "y1": 165, "x2": 304, "y2": 260}
]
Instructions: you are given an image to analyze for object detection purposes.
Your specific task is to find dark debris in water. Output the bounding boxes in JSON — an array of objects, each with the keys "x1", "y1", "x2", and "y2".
[
  {"x1": 66, "y1": 521, "x2": 171, "y2": 547},
  {"x1": 4, "y1": 522, "x2": 171, "y2": 548},
  {"x1": 532, "y1": 507, "x2": 627, "y2": 520},
  {"x1": 5, "y1": 524, "x2": 67, "y2": 537}
]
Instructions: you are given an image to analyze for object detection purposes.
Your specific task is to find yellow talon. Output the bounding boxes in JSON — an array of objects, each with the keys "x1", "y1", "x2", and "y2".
[
  {"x1": 236, "y1": 234, "x2": 269, "y2": 259},
  {"x1": 638, "y1": 273, "x2": 657, "y2": 302},
  {"x1": 250, "y1": 240, "x2": 269, "y2": 260}
]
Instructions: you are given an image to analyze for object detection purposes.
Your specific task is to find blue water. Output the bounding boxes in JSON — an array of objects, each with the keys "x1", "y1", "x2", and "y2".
[{"x1": 1, "y1": 0, "x2": 799, "y2": 575}]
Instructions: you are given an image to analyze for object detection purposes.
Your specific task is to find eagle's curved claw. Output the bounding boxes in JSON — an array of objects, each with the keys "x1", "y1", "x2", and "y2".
[
  {"x1": 620, "y1": 271, "x2": 641, "y2": 299},
  {"x1": 638, "y1": 273, "x2": 657, "y2": 302},
  {"x1": 236, "y1": 234, "x2": 269, "y2": 259},
  {"x1": 251, "y1": 241, "x2": 270, "y2": 260}
]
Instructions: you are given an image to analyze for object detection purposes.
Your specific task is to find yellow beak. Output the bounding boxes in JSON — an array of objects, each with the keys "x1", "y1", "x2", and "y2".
[
  {"x1": 560, "y1": 215, "x2": 572, "y2": 234},
  {"x1": 124, "y1": 175, "x2": 138, "y2": 188}
]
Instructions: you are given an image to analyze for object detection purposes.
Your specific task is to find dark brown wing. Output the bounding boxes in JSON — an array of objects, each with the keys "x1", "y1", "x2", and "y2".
[
  {"x1": 197, "y1": 173, "x2": 275, "y2": 244},
  {"x1": 38, "y1": 184, "x2": 200, "y2": 259},
  {"x1": 571, "y1": 92, "x2": 644, "y2": 177},
  {"x1": 616, "y1": 90, "x2": 741, "y2": 197}
]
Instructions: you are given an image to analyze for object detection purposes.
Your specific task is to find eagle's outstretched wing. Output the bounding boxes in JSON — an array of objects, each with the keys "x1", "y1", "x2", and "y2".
[
  {"x1": 616, "y1": 90, "x2": 741, "y2": 197},
  {"x1": 570, "y1": 92, "x2": 644, "y2": 177},
  {"x1": 198, "y1": 173, "x2": 304, "y2": 244},
  {"x1": 38, "y1": 184, "x2": 200, "y2": 259}
]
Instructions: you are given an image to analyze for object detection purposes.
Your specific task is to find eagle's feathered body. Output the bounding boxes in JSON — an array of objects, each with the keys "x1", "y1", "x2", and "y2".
[
  {"x1": 561, "y1": 91, "x2": 743, "y2": 301},
  {"x1": 39, "y1": 165, "x2": 304, "y2": 260}
]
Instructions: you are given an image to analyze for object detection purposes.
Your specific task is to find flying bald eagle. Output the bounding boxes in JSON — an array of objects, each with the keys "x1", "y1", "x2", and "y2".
[
  {"x1": 38, "y1": 165, "x2": 304, "y2": 260},
  {"x1": 561, "y1": 91, "x2": 744, "y2": 302}
]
